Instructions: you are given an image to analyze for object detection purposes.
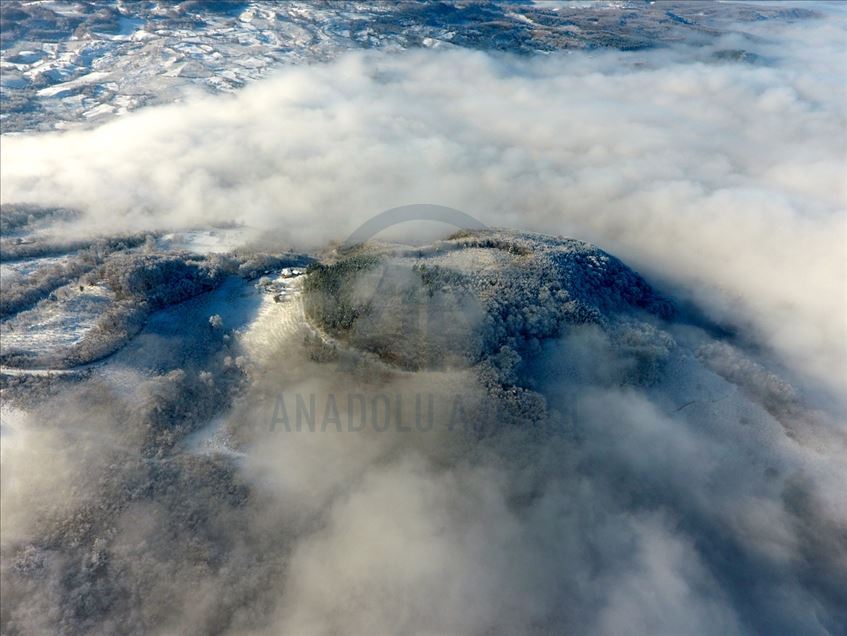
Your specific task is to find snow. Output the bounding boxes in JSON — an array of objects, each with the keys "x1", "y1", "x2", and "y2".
[
  {"x1": 0, "y1": 255, "x2": 72, "y2": 288},
  {"x1": 0, "y1": 74, "x2": 29, "y2": 89},
  {"x1": 182, "y1": 414, "x2": 246, "y2": 459},
  {"x1": 105, "y1": 275, "x2": 261, "y2": 373},
  {"x1": 182, "y1": 271, "x2": 307, "y2": 457},
  {"x1": 114, "y1": 17, "x2": 145, "y2": 39},
  {"x1": 82, "y1": 103, "x2": 117, "y2": 119},
  {"x1": 240, "y1": 272, "x2": 307, "y2": 365},
  {"x1": 37, "y1": 1, "x2": 86, "y2": 17},
  {"x1": 0, "y1": 284, "x2": 114, "y2": 356},
  {"x1": 36, "y1": 71, "x2": 112, "y2": 98},
  {"x1": 156, "y1": 228, "x2": 254, "y2": 255}
]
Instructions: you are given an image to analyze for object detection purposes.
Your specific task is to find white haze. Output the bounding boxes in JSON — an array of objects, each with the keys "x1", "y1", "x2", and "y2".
[{"x1": 1, "y1": 8, "x2": 847, "y2": 636}]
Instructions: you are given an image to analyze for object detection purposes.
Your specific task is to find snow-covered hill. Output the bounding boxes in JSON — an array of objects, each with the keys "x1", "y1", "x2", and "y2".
[{"x1": 1, "y1": 0, "x2": 818, "y2": 131}]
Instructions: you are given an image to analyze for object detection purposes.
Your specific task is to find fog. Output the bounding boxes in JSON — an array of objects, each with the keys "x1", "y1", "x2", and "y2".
[{"x1": 1, "y1": 6, "x2": 846, "y2": 636}]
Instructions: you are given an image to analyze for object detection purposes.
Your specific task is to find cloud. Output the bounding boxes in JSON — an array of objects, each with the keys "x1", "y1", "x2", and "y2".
[{"x1": 222, "y1": 303, "x2": 846, "y2": 635}]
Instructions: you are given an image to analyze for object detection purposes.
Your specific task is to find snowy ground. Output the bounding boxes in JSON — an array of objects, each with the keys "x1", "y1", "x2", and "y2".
[
  {"x1": 108, "y1": 274, "x2": 264, "y2": 373},
  {"x1": 155, "y1": 228, "x2": 256, "y2": 255},
  {"x1": 0, "y1": 0, "x2": 817, "y2": 132},
  {"x1": 0, "y1": 283, "x2": 114, "y2": 358},
  {"x1": 240, "y1": 269, "x2": 307, "y2": 364},
  {"x1": 0, "y1": 265, "x2": 307, "y2": 373},
  {"x1": 0, "y1": 260, "x2": 312, "y2": 492},
  {"x1": 0, "y1": 254, "x2": 71, "y2": 288},
  {"x1": 0, "y1": 205, "x2": 308, "y2": 370},
  {"x1": 0, "y1": 249, "x2": 306, "y2": 370},
  {"x1": 184, "y1": 270, "x2": 306, "y2": 456}
]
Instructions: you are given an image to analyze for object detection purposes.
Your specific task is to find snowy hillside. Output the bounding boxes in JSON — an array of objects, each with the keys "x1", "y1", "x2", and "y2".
[{"x1": 1, "y1": 0, "x2": 818, "y2": 131}]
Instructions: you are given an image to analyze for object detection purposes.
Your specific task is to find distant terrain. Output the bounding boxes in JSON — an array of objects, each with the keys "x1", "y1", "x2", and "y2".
[{"x1": 0, "y1": 0, "x2": 817, "y2": 131}]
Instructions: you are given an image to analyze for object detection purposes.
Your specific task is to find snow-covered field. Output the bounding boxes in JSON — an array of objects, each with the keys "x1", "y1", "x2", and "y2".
[
  {"x1": 0, "y1": 254, "x2": 71, "y2": 287},
  {"x1": 0, "y1": 253, "x2": 307, "y2": 374},
  {"x1": 0, "y1": 282, "x2": 113, "y2": 359}
]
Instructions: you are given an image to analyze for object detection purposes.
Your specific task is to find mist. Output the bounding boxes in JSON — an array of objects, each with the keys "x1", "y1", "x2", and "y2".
[{"x1": 2, "y1": 5, "x2": 846, "y2": 636}]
